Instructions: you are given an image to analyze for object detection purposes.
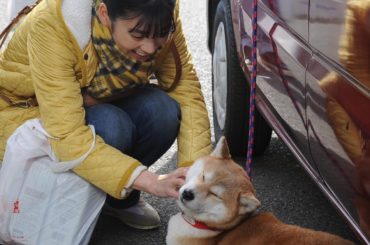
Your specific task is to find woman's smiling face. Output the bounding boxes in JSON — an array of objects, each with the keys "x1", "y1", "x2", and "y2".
[{"x1": 97, "y1": 3, "x2": 172, "y2": 62}]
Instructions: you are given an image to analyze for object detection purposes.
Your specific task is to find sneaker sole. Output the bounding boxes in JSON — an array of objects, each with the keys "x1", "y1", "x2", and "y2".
[{"x1": 102, "y1": 209, "x2": 161, "y2": 230}]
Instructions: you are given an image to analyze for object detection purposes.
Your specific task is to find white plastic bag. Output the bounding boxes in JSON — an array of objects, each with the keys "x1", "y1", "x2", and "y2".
[{"x1": 0, "y1": 119, "x2": 106, "y2": 245}]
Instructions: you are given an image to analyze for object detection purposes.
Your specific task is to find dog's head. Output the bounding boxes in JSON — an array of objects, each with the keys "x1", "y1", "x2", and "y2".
[{"x1": 178, "y1": 137, "x2": 261, "y2": 230}]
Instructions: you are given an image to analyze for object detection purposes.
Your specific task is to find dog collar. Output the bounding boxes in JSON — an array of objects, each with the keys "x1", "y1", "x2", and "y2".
[{"x1": 181, "y1": 213, "x2": 219, "y2": 231}]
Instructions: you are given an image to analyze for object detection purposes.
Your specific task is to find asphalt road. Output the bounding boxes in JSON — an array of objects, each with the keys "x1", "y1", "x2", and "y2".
[{"x1": 0, "y1": 0, "x2": 359, "y2": 244}]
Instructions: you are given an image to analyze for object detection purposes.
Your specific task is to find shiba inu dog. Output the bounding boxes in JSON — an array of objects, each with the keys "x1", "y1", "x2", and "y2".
[{"x1": 166, "y1": 137, "x2": 354, "y2": 245}]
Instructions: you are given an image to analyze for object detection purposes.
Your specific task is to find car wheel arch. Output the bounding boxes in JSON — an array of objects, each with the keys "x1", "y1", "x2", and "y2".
[{"x1": 211, "y1": 0, "x2": 272, "y2": 156}]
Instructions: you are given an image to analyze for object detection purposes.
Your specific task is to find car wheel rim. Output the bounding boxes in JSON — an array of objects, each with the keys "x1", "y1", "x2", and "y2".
[{"x1": 213, "y1": 22, "x2": 228, "y2": 131}]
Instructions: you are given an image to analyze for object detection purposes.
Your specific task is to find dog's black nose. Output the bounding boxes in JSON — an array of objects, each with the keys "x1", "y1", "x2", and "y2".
[{"x1": 182, "y1": 189, "x2": 194, "y2": 201}]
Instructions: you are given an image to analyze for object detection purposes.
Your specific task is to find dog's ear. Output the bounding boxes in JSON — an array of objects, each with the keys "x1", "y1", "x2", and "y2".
[
  {"x1": 239, "y1": 193, "x2": 260, "y2": 215},
  {"x1": 211, "y1": 136, "x2": 231, "y2": 159}
]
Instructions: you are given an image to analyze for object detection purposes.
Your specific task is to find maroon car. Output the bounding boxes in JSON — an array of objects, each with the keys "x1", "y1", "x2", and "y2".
[{"x1": 207, "y1": 0, "x2": 370, "y2": 243}]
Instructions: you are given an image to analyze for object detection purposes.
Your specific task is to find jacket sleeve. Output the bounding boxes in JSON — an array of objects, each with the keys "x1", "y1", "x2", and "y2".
[
  {"x1": 27, "y1": 10, "x2": 141, "y2": 199},
  {"x1": 155, "y1": 2, "x2": 212, "y2": 167}
]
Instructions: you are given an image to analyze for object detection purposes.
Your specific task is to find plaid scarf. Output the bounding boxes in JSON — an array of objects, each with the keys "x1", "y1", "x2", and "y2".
[{"x1": 87, "y1": 0, "x2": 155, "y2": 99}]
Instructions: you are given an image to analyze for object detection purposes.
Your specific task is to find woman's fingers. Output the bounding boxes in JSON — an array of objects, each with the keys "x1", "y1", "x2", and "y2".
[
  {"x1": 168, "y1": 181, "x2": 185, "y2": 199},
  {"x1": 174, "y1": 179, "x2": 185, "y2": 189},
  {"x1": 151, "y1": 167, "x2": 189, "y2": 198},
  {"x1": 168, "y1": 189, "x2": 179, "y2": 199},
  {"x1": 174, "y1": 167, "x2": 188, "y2": 178}
]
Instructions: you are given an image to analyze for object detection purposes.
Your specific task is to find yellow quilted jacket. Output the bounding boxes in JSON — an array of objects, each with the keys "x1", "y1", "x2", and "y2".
[{"x1": 0, "y1": 0, "x2": 211, "y2": 198}]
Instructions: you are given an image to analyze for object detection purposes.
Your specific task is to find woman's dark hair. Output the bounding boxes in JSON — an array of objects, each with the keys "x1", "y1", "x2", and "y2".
[{"x1": 102, "y1": 0, "x2": 176, "y2": 38}]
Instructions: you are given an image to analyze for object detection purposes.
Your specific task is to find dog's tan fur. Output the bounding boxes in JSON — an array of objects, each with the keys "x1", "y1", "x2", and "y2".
[{"x1": 167, "y1": 137, "x2": 355, "y2": 245}]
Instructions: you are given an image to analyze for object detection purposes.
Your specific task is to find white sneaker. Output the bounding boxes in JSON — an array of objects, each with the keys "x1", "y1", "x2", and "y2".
[{"x1": 103, "y1": 199, "x2": 160, "y2": 230}]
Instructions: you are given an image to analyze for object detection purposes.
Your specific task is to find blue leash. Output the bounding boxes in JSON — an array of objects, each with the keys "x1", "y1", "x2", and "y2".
[{"x1": 246, "y1": 0, "x2": 258, "y2": 178}]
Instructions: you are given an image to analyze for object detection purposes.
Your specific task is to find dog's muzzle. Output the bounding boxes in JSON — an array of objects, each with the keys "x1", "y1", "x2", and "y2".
[{"x1": 181, "y1": 189, "x2": 194, "y2": 202}]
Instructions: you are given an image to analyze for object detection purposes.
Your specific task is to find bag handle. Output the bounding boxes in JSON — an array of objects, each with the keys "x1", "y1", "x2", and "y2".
[
  {"x1": 156, "y1": 40, "x2": 182, "y2": 93},
  {"x1": 31, "y1": 119, "x2": 97, "y2": 173},
  {"x1": 160, "y1": 41, "x2": 182, "y2": 92},
  {"x1": 49, "y1": 125, "x2": 96, "y2": 173},
  {"x1": 0, "y1": 0, "x2": 41, "y2": 50}
]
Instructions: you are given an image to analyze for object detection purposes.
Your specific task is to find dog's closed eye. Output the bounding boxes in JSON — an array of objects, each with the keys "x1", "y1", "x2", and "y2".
[
  {"x1": 209, "y1": 192, "x2": 222, "y2": 199},
  {"x1": 209, "y1": 191, "x2": 222, "y2": 200}
]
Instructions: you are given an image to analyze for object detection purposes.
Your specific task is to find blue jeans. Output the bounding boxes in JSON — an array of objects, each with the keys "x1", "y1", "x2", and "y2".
[{"x1": 85, "y1": 87, "x2": 181, "y2": 208}]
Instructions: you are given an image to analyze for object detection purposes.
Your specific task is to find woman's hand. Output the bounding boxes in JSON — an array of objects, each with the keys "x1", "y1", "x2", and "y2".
[{"x1": 132, "y1": 168, "x2": 188, "y2": 199}]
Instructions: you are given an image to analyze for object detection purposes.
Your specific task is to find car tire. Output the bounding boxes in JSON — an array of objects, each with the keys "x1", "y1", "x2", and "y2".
[{"x1": 211, "y1": 0, "x2": 272, "y2": 156}]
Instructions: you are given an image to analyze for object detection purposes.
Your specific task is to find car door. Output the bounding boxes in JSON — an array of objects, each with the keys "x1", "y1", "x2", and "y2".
[
  {"x1": 306, "y1": 0, "x2": 370, "y2": 242},
  {"x1": 237, "y1": 0, "x2": 317, "y2": 175}
]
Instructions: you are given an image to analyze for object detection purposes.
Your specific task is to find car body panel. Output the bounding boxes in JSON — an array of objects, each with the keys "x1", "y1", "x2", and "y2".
[
  {"x1": 306, "y1": 0, "x2": 370, "y2": 242},
  {"x1": 238, "y1": 0, "x2": 317, "y2": 175}
]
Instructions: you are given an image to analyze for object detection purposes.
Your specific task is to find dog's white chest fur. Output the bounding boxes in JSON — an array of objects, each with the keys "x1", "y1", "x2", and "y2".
[{"x1": 166, "y1": 213, "x2": 218, "y2": 245}]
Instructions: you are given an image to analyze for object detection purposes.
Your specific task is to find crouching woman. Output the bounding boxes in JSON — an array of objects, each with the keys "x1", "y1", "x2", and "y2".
[{"x1": 0, "y1": 0, "x2": 211, "y2": 229}]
